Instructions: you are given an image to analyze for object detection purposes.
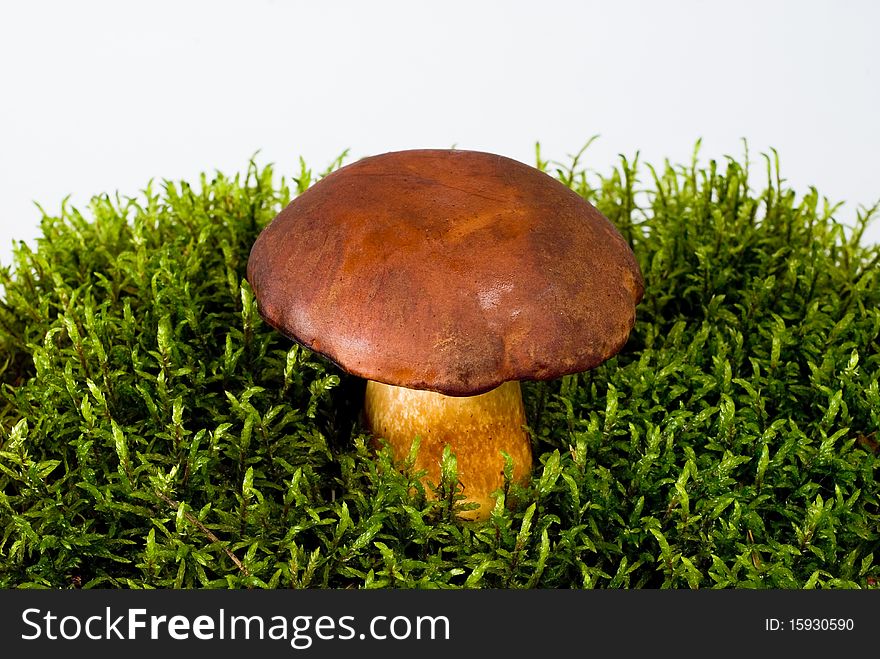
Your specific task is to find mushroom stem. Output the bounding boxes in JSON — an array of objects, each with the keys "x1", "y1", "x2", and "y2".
[{"x1": 363, "y1": 380, "x2": 532, "y2": 520}]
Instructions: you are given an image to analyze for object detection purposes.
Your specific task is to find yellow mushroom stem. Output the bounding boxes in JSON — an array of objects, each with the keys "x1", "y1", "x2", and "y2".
[{"x1": 363, "y1": 380, "x2": 532, "y2": 520}]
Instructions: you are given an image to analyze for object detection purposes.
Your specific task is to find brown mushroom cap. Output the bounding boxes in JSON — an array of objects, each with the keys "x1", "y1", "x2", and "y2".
[{"x1": 247, "y1": 149, "x2": 644, "y2": 396}]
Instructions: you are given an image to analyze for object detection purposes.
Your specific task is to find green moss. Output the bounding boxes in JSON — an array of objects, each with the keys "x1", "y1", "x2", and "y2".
[{"x1": 1, "y1": 143, "x2": 878, "y2": 589}]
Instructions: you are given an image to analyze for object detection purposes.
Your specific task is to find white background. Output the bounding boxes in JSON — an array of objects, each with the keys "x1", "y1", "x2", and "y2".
[{"x1": 1, "y1": 0, "x2": 878, "y2": 269}]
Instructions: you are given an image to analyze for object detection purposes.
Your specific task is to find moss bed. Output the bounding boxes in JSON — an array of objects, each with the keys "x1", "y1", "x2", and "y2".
[{"x1": 1, "y1": 143, "x2": 878, "y2": 588}]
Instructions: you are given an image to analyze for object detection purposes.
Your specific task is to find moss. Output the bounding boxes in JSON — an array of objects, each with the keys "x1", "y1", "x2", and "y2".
[{"x1": 1, "y1": 144, "x2": 878, "y2": 588}]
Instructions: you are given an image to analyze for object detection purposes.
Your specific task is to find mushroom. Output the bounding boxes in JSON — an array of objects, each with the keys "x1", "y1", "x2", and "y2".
[{"x1": 246, "y1": 149, "x2": 643, "y2": 520}]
